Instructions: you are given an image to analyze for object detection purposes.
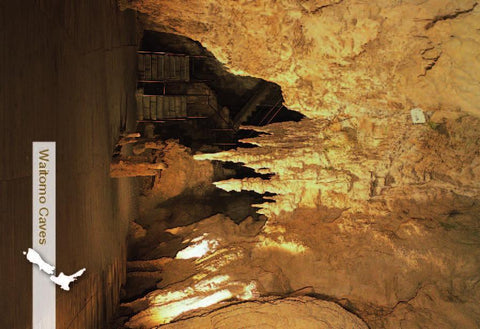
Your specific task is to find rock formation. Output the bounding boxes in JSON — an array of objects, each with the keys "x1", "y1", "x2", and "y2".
[
  {"x1": 118, "y1": 1, "x2": 480, "y2": 328},
  {"x1": 121, "y1": 0, "x2": 480, "y2": 118},
  {"x1": 159, "y1": 296, "x2": 369, "y2": 329}
]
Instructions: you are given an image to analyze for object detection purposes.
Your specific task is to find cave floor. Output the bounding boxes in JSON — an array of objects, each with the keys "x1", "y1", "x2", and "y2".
[{"x1": 1, "y1": 0, "x2": 139, "y2": 328}]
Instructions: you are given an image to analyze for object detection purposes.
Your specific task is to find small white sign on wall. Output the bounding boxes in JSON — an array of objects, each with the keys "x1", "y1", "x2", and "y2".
[{"x1": 410, "y1": 108, "x2": 426, "y2": 124}]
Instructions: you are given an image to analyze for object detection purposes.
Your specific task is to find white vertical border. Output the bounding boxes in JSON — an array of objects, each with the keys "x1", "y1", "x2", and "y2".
[{"x1": 32, "y1": 142, "x2": 56, "y2": 329}]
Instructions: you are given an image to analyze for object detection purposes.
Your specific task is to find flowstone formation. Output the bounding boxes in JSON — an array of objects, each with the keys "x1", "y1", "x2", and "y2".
[
  {"x1": 158, "y1": 296, "x2": 369, "y2": 329},
  {"x1": 193, "y1": 114, "x2": 480, "y2": 328},
  {"x1": 196, "y1": 113, "x2": 480, "y2": 217},
  {"x1": 119, "y1": 1, "x2": 480, "y2": 328},
  {"x1": 122, "y1": 0, "x2": 480, "y2": 118}
]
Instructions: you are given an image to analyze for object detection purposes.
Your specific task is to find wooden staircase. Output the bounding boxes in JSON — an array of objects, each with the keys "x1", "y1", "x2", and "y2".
[
  {"x1": 138, "y1": 51, "x2": 190, "y2": 82},
  {"x1": 136, "y1": 94, "x2": 188, "y2": 121},
  {"x1": 233, "y1": 81, "x2": 277, "y2": 128}
]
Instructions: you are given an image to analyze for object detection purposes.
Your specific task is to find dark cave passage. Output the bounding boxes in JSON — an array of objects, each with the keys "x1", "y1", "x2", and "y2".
[
  {"x1": 136, "y1": 30, "x2": 305, "y2": 152},
  {"x1": 115, "y1": 30, "x2": 296, "y2": 320}
]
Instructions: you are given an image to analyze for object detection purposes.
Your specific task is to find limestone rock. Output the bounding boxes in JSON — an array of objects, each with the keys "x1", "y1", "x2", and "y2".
[
  {"x1": 119, "y1": 1, "x2": 480, "y2": 328},
  {"x1": 123, "y1": 0, "x2": 480, "y2": 118},
  {"x1": 161, "y1": 296, "x2": 369, "y2": 329}
]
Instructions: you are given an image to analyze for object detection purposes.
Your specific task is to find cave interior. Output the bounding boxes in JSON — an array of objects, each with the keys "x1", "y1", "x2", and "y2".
[{"x1": 3, "y1": 1, "x2": 480, "y2": 329}]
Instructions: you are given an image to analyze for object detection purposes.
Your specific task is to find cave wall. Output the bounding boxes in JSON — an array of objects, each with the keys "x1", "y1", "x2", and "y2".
[
  {"x1": 122, "y1": 0, "x2": 480, "y2": 118},
  {"x1": 119, "y1": 1, "x2": 480, "y2": 328}
]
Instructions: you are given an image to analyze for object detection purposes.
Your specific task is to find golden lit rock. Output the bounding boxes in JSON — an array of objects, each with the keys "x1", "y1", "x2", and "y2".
[
  {"x1": 117, "y1": 2, "x2": 480, "y2": 328},
  {"x1": 122, "y1": 0, "x2": 480, "y2": 118}
]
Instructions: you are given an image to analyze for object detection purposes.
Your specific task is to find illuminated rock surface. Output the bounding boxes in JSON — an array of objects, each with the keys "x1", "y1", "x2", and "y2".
[
  {"x1": 160, "y1": 296, "x2": 368, "y2": 329},
  {"x1": 119, "y1": 1, "x2": 480, "y2": 328},
  {"x1": 122, "y1": 0, "x2": 480, "y2": 118}
]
